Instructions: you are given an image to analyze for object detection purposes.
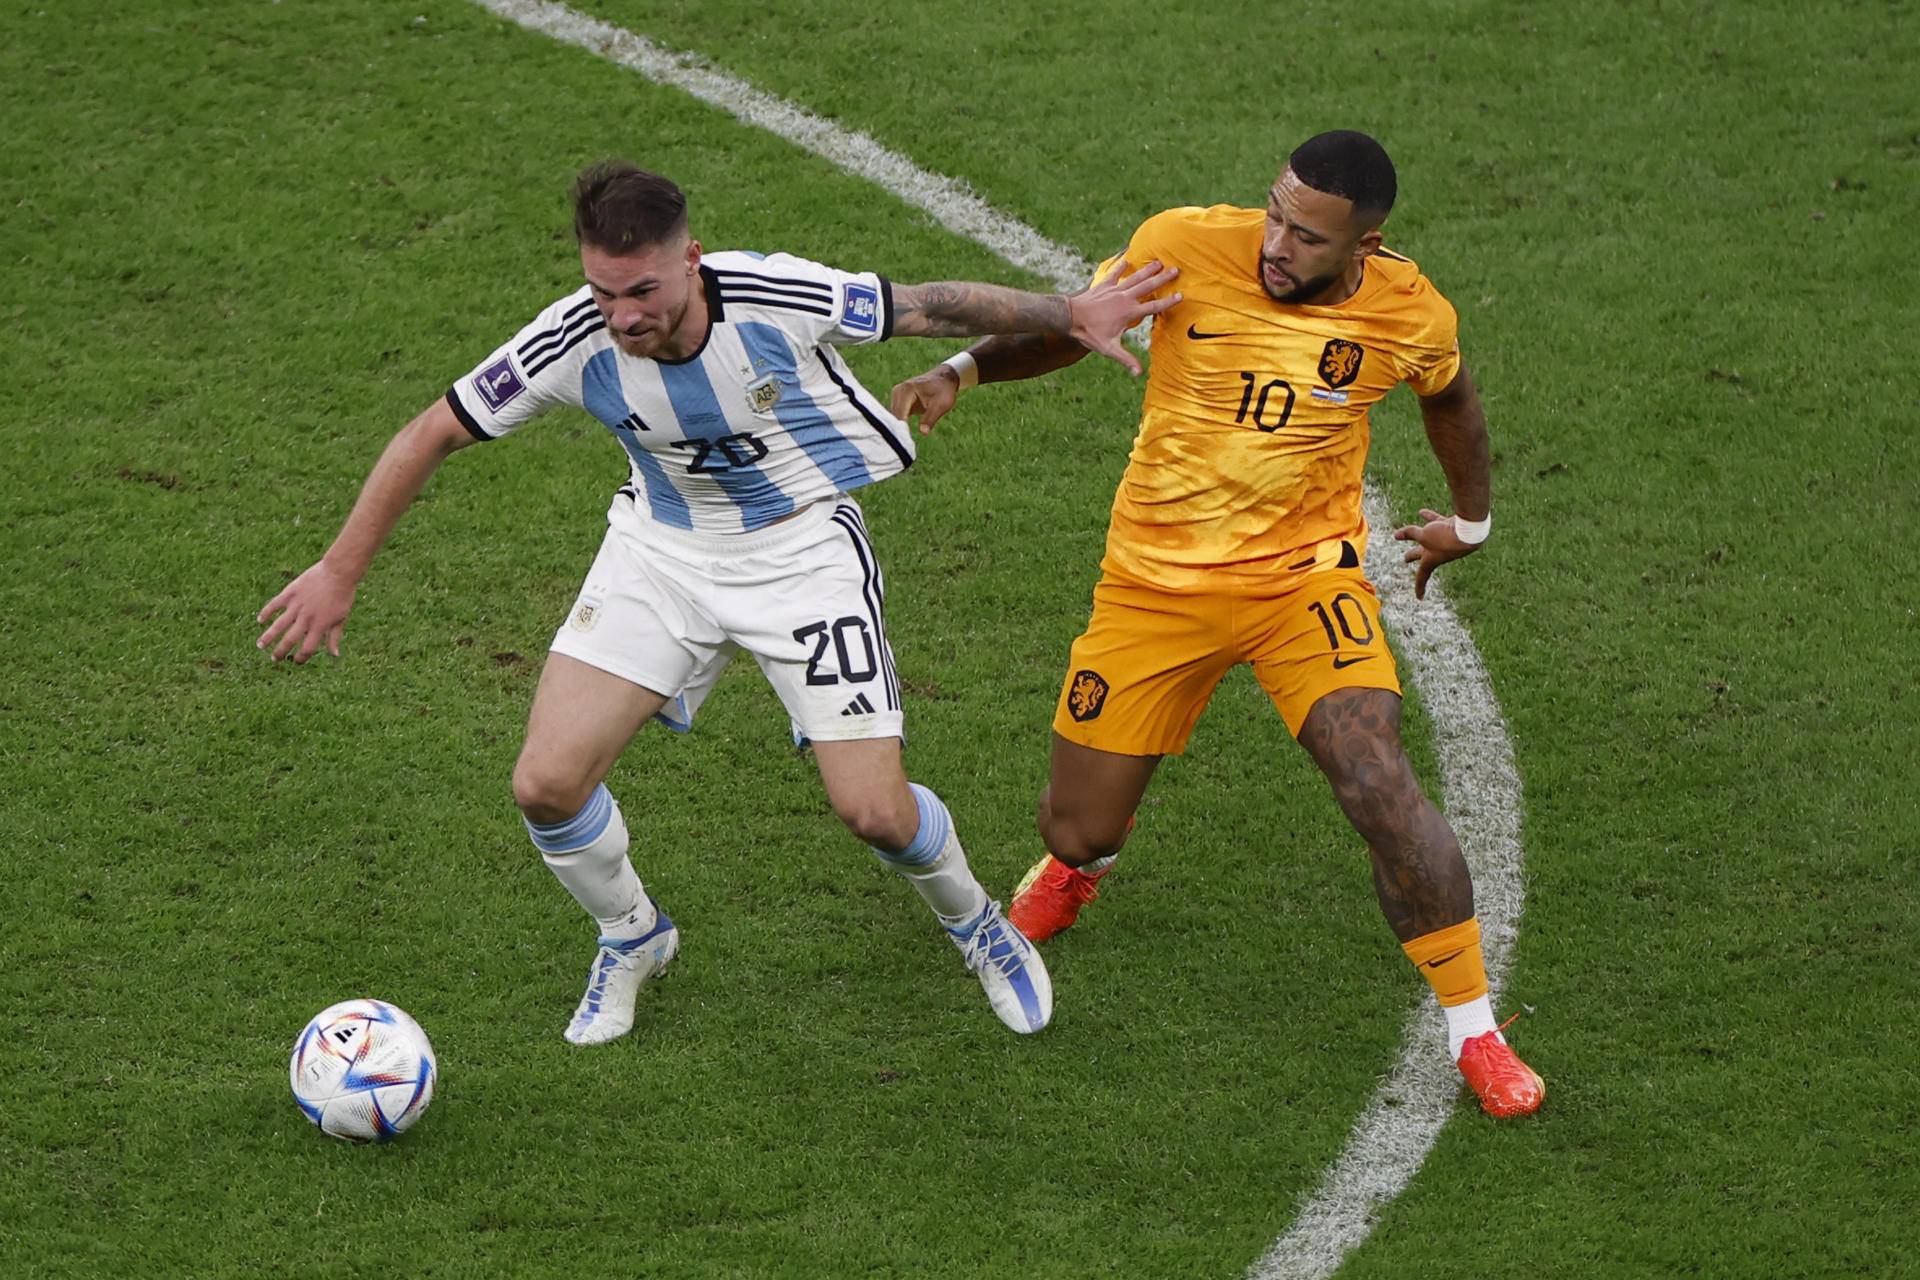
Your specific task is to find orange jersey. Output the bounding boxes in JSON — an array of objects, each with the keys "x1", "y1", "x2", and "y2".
[{"x1": 1098, "y1": 205, "x2": 1462, "y2": 591}]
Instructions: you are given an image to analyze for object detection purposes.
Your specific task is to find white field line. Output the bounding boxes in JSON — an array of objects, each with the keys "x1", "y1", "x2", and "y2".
[
  {"x1": 1244, "y1": 494, "x2": 1527, "y2": 1280},
  {"x1": 466, "y1": 4, "x2": 1527, "y2": 1277},
  {"x1": 466, "y1": 0, "x2": 1090, "y2": 294}
]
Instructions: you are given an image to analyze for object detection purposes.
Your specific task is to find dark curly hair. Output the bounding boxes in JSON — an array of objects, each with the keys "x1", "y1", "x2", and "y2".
[{"x1": 1288, "y1": 131, "x2": 1397, "y2": 222}]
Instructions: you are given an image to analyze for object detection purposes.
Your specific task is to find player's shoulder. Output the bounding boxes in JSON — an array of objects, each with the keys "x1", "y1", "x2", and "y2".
[
  {"x1": 525, "y1": 282, "x2": 595, "y2": 321},
  {"x1": 507, "y1": 284, "x2": 606, "y2": 373},
  {"x1": 509, "y1": 284, "x2": 598, "y2": 341},
  {"x1": 1134, "y1": 204, "x2": 1262, "y2": 248},
  {"x1": 705, "y1": 248, "x2": 842, "y2": 285},
  {"x1": 1365, "y1": 246, "x2": 1445, "y2": 298},
  {"x1": 1112, "y1": 206, "x2": 1260, "y2": 287},
  {"x1": 1361, "y1": 248, "x2": 1456, "y2": 320},
  {"x1": 704, "y1": 249, "x2": 853, "y2": 320}
]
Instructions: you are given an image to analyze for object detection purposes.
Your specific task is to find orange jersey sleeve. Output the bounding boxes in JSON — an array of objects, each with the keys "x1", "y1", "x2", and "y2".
[{"x1": 1095, "y1": 206, "x2": 1462, "y2": 591}]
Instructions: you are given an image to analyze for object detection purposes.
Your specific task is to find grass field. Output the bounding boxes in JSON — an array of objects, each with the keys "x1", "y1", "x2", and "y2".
[{"x1": 5, "y1": 1, "x2": 1917, "y2": 1276}]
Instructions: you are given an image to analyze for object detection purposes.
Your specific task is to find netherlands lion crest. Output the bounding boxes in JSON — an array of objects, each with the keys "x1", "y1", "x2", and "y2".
[
  {"x1": 1067, "y1": 669, "x2": 1110, "y2": 722},
  {"x1": 1317, "y1": 338, "x2": 1365, "y2": 389}
]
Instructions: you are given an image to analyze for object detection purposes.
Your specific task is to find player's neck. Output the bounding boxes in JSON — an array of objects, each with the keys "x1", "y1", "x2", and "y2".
[{"x1": 1303, "y1": 261, "x2": 1366, "y2": 308}]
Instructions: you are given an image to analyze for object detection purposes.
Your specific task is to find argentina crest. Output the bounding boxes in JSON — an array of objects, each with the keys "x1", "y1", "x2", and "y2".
[{"x1": 745, "y1": 372, "x2": 783, "y2": 416}]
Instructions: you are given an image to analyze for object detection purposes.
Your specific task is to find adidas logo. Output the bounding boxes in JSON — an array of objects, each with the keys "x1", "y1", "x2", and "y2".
[{"x1": 839, "y1": 692, "x2": 876, "y2": 717}]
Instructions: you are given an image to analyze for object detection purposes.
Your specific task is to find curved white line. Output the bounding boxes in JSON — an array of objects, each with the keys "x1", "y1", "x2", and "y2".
[
  {"x1": 1245, "y1": 493, "x2": 1526, "y2": 1280},
  {"x1": 464, "y1": 5, "x2": 1527, "y2": 1276}
]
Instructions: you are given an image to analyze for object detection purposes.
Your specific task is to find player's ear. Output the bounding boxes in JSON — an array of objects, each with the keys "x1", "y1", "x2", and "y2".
[
  {"x1": 1353, "y1": 227, "x2": 1384, "y2": 262},
  {"x1": 685, "y1": 239, "x2": 702, "y2": 274}
]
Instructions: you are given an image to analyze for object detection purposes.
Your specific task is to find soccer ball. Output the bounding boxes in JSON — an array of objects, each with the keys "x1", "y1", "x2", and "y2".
[{"x1": 289, "y1": 998, "x2": 438, "y2": 1142}]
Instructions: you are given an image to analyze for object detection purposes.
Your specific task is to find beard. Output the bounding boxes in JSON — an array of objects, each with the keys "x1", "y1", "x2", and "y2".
[
  {"x1": 1259, "y1": 256, "x2": 1342, "y2": 304},
  {"x1": 611, "y1": 294, "x2": 690, "y2": 356}
]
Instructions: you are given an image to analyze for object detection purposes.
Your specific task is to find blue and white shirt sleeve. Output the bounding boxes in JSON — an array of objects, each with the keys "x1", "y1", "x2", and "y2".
[
  {"x1": 704, "y1": 252, "x2": 892, "y2": 348},
  {"x1": 445, "y1": 288, "x2": 604, "y2": 441}
]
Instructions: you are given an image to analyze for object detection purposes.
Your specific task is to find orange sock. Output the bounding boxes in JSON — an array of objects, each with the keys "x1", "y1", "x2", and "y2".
[{"x1": 1401, "y1": 917, "x2": 1489, "y2": 1007}]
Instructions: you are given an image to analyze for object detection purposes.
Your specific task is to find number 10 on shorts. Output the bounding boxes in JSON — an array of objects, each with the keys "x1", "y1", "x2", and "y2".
[{"x1": 1308, "y1": 592, "x2": 1378, "y2": 668}]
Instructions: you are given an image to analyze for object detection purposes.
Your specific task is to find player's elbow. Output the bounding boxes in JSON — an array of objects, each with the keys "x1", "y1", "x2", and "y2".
[{"x1": 1418, "y1": 364, "x2": 1477, "y2": 415}]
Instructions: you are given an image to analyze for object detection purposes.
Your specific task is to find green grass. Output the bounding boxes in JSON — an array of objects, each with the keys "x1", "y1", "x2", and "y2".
[{"x1": 4, "y1": 0, "x2": 1917, "y2": 1276}]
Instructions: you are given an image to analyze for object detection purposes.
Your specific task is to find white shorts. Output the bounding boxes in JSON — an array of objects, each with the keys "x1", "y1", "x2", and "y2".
[{"x1": 549, "y1": 494, "x2": 904, "y2": 744}]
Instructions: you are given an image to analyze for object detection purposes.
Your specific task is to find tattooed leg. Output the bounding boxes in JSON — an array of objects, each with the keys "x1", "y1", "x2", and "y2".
[{"x1": 1296, "y1": 686, "x2": 1474, "y2": 942}]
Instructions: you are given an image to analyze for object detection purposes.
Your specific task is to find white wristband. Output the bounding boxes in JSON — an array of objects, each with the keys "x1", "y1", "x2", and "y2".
[
  {"x1": 940, "y1": 350, "x2": 979, "y2": 390},
  {"x1": 1453, "y1": 512, "x2": 1491, "y2": 545}
]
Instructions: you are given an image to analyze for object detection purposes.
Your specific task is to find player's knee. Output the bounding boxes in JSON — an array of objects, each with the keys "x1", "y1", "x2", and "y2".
[
  {"x1": 833, "y1": 790, "x2": 918, "y2": 851},
  {"x1": 511, "y1": 759, "x2": 593, "y2": 827},
  {"x1": 1036, "y1": 789, "x2": 1130, "y2": 867}
]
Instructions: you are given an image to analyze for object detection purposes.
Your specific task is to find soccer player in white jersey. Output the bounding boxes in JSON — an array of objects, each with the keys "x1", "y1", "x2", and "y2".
[{"x1": 257, "y1": 161, "x2": 1180, "y2": 1044}]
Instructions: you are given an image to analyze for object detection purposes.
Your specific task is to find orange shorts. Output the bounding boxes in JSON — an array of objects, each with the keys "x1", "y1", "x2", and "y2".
[{"x1": 1053, "y1": 564, "x2": 1401, "y2": 753}]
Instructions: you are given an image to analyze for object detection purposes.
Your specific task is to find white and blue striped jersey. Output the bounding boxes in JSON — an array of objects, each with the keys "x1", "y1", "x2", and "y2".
[{"x1": 446, "y1": 251, "x2": 915, "y2": 535}]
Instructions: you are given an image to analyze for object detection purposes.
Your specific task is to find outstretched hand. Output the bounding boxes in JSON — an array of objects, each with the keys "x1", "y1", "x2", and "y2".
[
  {"x1": 256, "y1": 560, "x2": 358, "y2": 663},
  {"x1": 1069, "y1": 259, "x2": 1181, "y2": 375},
  {"x1": 1392, "y1": 509, "x2": 1484, "y2": 600},
  {"x1": 890, "y1": 366, "x2": 962, "y2": 434}
]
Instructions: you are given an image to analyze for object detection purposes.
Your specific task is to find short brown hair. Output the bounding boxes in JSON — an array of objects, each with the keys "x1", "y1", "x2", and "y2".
[{"x1": 570, "y1": 161, "x2": 688, "y2": 253}]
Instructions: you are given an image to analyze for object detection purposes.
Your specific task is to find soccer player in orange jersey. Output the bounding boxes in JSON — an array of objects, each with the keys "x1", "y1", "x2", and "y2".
[{"x1": 890, "y1": 131, "x2": 1541, "y2": 1117}]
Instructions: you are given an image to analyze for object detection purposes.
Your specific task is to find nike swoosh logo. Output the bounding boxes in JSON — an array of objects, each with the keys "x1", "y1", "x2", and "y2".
[
  {"x1": 1186, "y1": 324, "x2": 1230, "y2": 340},
  {"x1": 1332, "y1": 655, "x2": 1376, "y2": 669},
  {"x1": 1422, "y1": 949, "x2": 1466, "y2": 969}
]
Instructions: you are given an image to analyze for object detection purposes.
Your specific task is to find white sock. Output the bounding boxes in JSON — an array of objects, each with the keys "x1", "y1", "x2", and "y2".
[
  {"x1": 590, "y1": 891, "x2": 659, "y2": 942},
  {"x1": 526, "y1": 787, "x2": 656, "y2": 941},
  {"x1": 900, "y1": 841, "x2": 991, "y2": 932},
  {"x1": 1443, "y1": 993, "x2": 1501, "y2": 1060},
  {"x1": 876, "y1": 783, "x2": 989, "y2": 931}
]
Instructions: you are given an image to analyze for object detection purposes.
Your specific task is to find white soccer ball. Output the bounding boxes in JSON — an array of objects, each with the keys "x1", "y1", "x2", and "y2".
[{"x1": 289, "y1": 998, "x2": 438, "y2": 1142}]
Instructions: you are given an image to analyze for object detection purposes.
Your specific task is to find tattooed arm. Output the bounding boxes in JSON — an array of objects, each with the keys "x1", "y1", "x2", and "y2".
[
  {"x1": 889, "y1": 281, "x2": 1071, "y2": 338},
  {"x1": 889, "y1": 259, "x2": 1178, "y2": 375},
  {"x1": 886, "y1": 259, "x2": 1178, "y2": 432}
]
